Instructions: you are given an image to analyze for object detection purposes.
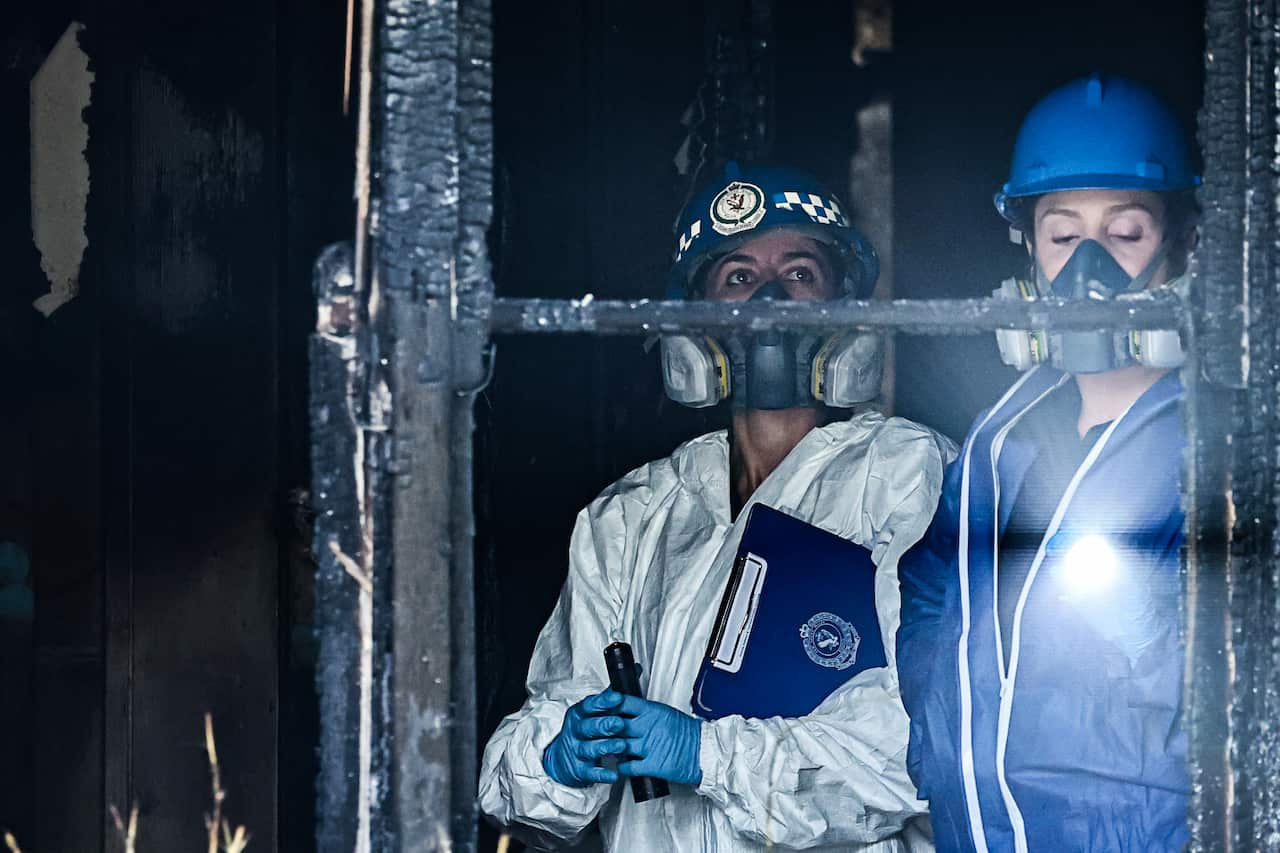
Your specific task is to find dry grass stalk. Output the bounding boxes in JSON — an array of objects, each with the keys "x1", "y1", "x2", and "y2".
[
  {"x1": 205, "y1": 712, "x2": 224, "y2": 853},
  {"x1": 109, "y1": 803, "x2": 138, "y2": 853},
  {"x1": 221, "y1": 822, "x2": 250, "y2": 853},
  {"x1": 204, "y1": 712, "x2": 250, "y2": 853},
  {"x1": 12, "y1": 715, "x2": 249, "y2": 853},
  {"x1": 343, "y1": 0, "x2": 355, "y2": 114}
]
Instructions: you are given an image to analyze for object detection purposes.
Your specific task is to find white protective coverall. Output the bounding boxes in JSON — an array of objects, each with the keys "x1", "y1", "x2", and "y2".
[{"x1": 479, "y1": 411, "x2": 955, "y2": 851}]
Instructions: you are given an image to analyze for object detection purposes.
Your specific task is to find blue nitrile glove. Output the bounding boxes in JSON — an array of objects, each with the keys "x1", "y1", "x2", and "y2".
[
  {"x1": 542, "y1": 689, "x2": 630, "y2": 787},
  {"x1": 614, "y1": 694, "x2": 703, "y2": 786}
]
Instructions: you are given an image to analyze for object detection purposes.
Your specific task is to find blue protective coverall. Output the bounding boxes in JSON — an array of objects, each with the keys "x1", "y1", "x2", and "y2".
[{"x1": 896, "y1": 366, "x2": 1189, "y2": 852}]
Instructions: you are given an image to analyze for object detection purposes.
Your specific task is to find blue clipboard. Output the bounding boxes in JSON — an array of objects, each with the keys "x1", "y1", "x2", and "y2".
[{"x1": 690, "y1": 504, "x2": 886, "y2": 720}]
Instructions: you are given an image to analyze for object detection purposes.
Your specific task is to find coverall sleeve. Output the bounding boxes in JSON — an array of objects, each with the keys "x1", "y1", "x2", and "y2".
[
  {"x1": 478, "y1": 491, "x2": 630, "y2": 848},
  {"x1": 896, "y1": 449, "x2": 965, "y2": 795},
  {"x1": 695, "y1": 423, "x2": 955, "y2": 849}
]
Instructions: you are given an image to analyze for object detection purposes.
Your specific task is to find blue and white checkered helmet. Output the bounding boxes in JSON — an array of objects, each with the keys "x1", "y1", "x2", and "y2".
[{"x1": 667, "y1": 162, "x2": 879, "y2": 299}]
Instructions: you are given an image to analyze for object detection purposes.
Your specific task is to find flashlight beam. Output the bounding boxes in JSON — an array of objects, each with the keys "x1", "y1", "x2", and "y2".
[{"x1": 488, "y1": 293, "x2": 1186, "y2": 336}]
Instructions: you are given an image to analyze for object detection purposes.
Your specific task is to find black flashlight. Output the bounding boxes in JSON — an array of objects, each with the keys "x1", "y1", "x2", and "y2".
[{"x1": 603, "y1": 641, "x2": 669, "y2": 803}]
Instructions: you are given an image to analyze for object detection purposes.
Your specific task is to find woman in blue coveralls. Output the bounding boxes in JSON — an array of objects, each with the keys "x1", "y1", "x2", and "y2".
[{"x1": 895, "y1": 74, "x2": 1200, "y2": 852}]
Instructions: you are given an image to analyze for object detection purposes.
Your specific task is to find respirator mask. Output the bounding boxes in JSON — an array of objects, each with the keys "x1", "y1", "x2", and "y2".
[
  {"x1": 659, "y1": 164, "x2": 883, "y2": 409},
  {"x1": 660, "y1": 281, "x2": 883, "y2": 410},
  {"x1": 993, "y1": 238, "x2": 1187, "y2": 373}
]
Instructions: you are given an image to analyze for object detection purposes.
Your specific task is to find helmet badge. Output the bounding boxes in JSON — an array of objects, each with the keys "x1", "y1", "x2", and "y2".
[{"x1": 710, "y1": 181, "x2": 766, "y2": 236}]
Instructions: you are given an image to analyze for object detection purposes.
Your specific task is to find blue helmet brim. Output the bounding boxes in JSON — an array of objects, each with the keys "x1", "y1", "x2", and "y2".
[
  {"x1": 666, "y1": 221, "x2": 878, "y2": 300},
  {"x1": 995, "y1": 173, "x2": 1202, "y2": 223}
]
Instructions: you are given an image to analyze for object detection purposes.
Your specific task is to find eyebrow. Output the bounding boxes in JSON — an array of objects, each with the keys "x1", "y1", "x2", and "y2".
[
  {"x1": 1104, "y1": 202, "x2": 1156, "y2": 217},
  {"x1": 718, "y1": 250, "x2": 825, "y2": 266},
  {"x1": 779, "y1": 251, "x2": 824, "y2": 264},
  {"x1": 1037, "y1": 207, "x2": 1080, "y2": 222},
  {"x1": 1038, "y1": 202, "x2": 1157, "y2": 223}
]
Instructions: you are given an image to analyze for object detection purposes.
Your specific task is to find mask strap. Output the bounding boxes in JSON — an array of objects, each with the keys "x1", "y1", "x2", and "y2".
[
  {"x1": 1125, "y1": 238, "x2": 1172, "y2": 292},
  {"x1": 1033, "y1": 259, "x2": 1048, "y2": 293}
]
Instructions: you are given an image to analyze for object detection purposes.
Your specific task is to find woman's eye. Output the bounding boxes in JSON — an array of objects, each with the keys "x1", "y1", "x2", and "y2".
[
  {"x1": 1050, "y1": 234, "x2": 1079, "y2": 246},
  {"x1": 726, "y1": 270, "x2": 753, "y2": 286},
  {"x1": 1109, "y1": 232, "x2": 1143, "y2": 243},
  {"x1": 785, "y1": 267, "x2": 815, "y2": 282}
]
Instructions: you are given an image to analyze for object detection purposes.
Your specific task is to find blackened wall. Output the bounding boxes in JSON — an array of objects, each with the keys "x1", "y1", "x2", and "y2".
[
  {"x1": 0, "y1": 9, "x2": 59, "y2": 845},
  {"x1": 4, "y1": 0, "x2": 352, "y2": 848}
]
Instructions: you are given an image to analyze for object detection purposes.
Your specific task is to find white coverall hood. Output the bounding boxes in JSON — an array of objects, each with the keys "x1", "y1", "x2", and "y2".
[{"x1": 479, "y1": 411, "x2": 955, "y2": 852}]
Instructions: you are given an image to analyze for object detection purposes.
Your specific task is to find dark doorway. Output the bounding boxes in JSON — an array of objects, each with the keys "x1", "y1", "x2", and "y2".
[{"x1": 477, "y1": 1, "x2": 1203, "y2": 851}]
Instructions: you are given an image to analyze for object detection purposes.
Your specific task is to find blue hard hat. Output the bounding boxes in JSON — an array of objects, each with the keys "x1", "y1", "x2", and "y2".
[
  {"x1": 667, "y1": 162, "x2": 879, "y2": 298},
  {"x1": 995, "y1": 74, "x2": 1201, "y2": 222}
]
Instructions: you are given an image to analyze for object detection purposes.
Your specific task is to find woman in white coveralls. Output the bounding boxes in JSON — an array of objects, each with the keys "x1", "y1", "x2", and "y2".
[{"x1": 479, "y1": 163, "x2": 955, "y2": 852}]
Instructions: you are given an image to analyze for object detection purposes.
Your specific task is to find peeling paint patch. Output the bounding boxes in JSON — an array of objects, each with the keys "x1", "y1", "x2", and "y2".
[{"x1": 30, "y1": 22, "x2": 93, "y2": 318}]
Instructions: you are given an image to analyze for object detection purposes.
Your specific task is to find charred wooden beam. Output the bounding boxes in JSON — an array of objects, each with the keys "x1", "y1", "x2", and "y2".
[
  {"x1": 311, "y1": 241, "x2": 366, "y2": 853},
  {"x1": 449, "y1": 0, "x2": 493, "y2": 846},
  {"x1": 702, "y1": 0, "x2": 775, "y2": 168},
  {"x1": 311, "y1": 0, "x2": 491, "y2": 849},
  {"x1": 488, "y1": 293, "x2": 1185, "y2": 336},
  {"x1": 1218, "y1": 0, "x2": 1280, "y2": 848},
  {"x1": 1184, "y1": 0, "x2": 1273, "y2": 850}
]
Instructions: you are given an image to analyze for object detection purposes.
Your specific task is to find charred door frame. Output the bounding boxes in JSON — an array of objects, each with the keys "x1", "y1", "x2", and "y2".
[
  {"x1": 311, "y1": 0, "x2": 491, "y2": 850},
  {"x1": 309, "y1": 1, "x2": 1262, "y2": 851},
  {"x1": 1185, "y1": 1, "x2": 1277, "y2": 849}
]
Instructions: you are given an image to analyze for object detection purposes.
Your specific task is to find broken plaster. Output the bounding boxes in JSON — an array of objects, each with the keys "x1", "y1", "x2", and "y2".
[{"x1": 30, "y1": 21, "x2": 93, "y2": 318}]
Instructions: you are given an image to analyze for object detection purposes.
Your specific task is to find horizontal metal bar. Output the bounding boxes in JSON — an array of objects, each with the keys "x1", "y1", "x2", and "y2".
[{"x1": 489, "y1": 293, "x2": 1184, "y2": 336}]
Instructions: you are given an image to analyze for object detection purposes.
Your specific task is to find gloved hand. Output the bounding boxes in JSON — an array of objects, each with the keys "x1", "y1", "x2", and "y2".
[
  {"x1": 542, "y1": 690, "x2": 629, "y2": 787},
  {"x1": 614, "y1": 694, "x2": 703, "y2": 786}
]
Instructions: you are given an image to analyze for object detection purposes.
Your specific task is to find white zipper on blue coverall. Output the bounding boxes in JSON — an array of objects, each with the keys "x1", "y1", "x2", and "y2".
[
  {"x1": 990, "y1": 397, "x2": 1137, "y2": 853},
  {"x1": 955, "y1": 369, "x2": 1041, "y2": 853},
  {"x1": 989, "y1": 378, "x2": 1070, "y2": 685}
]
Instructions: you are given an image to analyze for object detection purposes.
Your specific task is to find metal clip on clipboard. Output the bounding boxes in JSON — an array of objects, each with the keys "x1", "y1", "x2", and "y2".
[{"x1": 705, "y1": 551, "x2": 768, "y2": 674}]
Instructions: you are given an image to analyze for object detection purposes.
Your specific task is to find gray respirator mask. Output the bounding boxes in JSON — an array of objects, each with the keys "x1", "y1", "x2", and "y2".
[
  {"x1": 993, "y1": 238, "x2": 1186, "y2": 373},
  {"x1": 660, "y1": 282, "x2": 884, "y2": 410}
]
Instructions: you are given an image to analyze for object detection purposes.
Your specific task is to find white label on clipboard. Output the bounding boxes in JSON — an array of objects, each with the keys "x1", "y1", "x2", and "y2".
[{"x1": 709, "y1": 552, "x2": 768, "y2": 674}]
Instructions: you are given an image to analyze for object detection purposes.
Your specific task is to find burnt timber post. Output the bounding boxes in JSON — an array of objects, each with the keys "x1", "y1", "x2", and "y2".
[
  {"x1": 1186, "y1": 0, "x2": 1280, "y2": 849},
  {"x1": 311, "y1": 0, "x2": 492, "y2": 849}
]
